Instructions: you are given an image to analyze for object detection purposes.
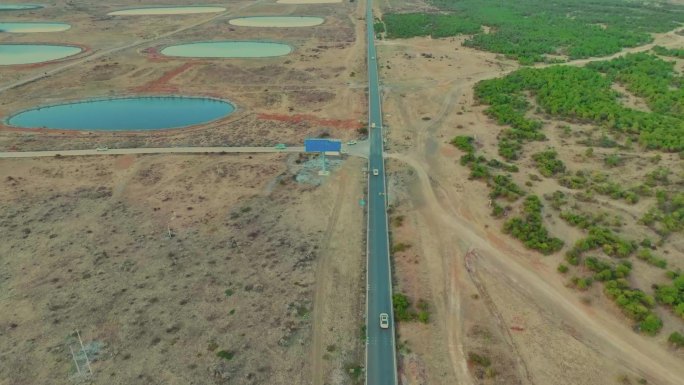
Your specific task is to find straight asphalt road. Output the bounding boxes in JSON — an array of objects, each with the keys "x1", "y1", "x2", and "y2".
[{"x1": 364, "y1": 0, "x2": 398, "y2": 383}]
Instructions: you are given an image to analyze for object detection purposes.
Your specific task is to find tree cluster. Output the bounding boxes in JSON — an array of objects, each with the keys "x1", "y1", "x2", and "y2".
[
  {"x1": 560, "y1": 210, "x2": 613, "y2": 230},
  {"x1": 382, "y1": 13, "x2": 480, "y2": 39},
  {"x1": 604, "y1": 278, "x2": 662, "y2": 335},
  {"x1": 654, "y1": 271, "x2": 684, "y2": 320},
  {"x1": 382, "y1": 0, "x2": 684, "y2": 63},
  {"x1": 587, "y1": 53, "x2": 683, "y2": 118},
  {"x1": 476, "y1": 56, "x2": 684, "y2": 152},
  {"x1": 565, "y1": 226, "x2": 637, "y2": 265},
  {"x1": 653, "y1": 45, "x2": 684, "y2": 59},
  {"x1": 504, "y1": 195, "x2": 564, "y2": 254},
  {"x1": 636, "y1": 248, "x2": 667, "y2": 269},
  {"x1": 641, "y1": 190, "x2": 684, "y2": 236},
  {"x1": 532, "y1": 149, "x2": 566, "y2": 177},
  {"x1": 392, "y1": 293, "x2": 430, "y2": 323}
]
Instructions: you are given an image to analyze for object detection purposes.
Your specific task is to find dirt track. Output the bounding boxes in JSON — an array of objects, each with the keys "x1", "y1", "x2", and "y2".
[
  {"x1": 379, "y1": 25, "x2": 684, "y2": 384},
  {"x1": 386, "y1": 149, "x2": 684, "y2": 384}
]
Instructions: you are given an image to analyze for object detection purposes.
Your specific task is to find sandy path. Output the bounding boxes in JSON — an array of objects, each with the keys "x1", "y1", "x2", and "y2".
[
  {"x1": 546, "y1": 27, "x2": 684, "y2": 69},
  {"x1": 386, "y1": 151, "x2": 684, "y2": 385},
  {"x1": 311, "y1": 170, "x2": 349, "y2": 384},
  {"x1": 377, "y1": 24, "x2": 684, "y2": 383}
]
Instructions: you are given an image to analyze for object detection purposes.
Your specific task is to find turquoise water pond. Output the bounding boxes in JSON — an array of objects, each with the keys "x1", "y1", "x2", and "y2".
[
  {"x1": 6, "y1": 97, "x2": 235, "y2": 131},
  {"x1": 161, "y1": 41, "x2": 292, "y2": 58},
  {"x1": 0, "y1": 4, "x2": 43, "y2": 11},
  {"x1": 0, "y1": 22, "x2": 70, "y2": 32},
  {"x1": 0, "y1": 44, "x2": 81, "y2": 65}
]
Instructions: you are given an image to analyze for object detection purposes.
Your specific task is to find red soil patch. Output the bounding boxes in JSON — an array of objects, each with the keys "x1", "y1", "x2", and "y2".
[
  {"x1": 141, "y1": 47, "x2": 171, "y2": 62},
  {"x1": 114, "y1": 154, "x2": 136, "y2": 170},
  {"x1": 132, "y1": 62, "x2": 200, "y2": 93},
  {"x1": 257, "y1": 113, "x2": 361, "y2": 130}
]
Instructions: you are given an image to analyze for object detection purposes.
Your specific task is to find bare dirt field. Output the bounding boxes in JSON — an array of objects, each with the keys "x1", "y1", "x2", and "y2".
[
  {"x1": 1, "y1": 1, "x2": 369, "y2": 384},
  {"x1": 0, "y1": 0, "x2": 366, "y2": 151},
  {"x1": 377, "y1": 14, "x2": 684, "y2": 385},
  {"x1": 0, "y1": 152, "x2": 366, "y2": 385}
]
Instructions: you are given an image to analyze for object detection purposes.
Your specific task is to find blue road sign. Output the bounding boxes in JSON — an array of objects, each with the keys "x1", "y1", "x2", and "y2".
[{"x1": 305, "y1": 138, "x2": 342, "y2": 153}]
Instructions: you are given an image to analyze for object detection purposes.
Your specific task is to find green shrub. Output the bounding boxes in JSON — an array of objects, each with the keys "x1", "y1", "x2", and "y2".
[
  {"x1": 668, "y1": 331, "x2": 684, "y2": 348},
  {"x1": 216, "y1": 350, "x2": 234, "y2": 360},
  {"x1": 654, "y1": 272, "x2": 684, "y2": 319},
  {"x1": 393, "y1": 293, "x2": 417, "y2": 321},
  {"x1": 639, "y1": 314, "x2": 663, "y2": 335},
  {"x1": 417, "y1": 299, "x2": 430, "y2": 323},
  {"x1": 636, "y1": 248, "x2": 667, "y2": 269},
  {"x1": 468, "y1": 352, "x2": 491, "y2": 367},
  {"x1": 489, "y1": 175, "x2": 525, "y2": 202},
  {"x1": 532, "y1": 149, "x2": 566, "y2": 177},
  {"x1": 451, "y1": 135, "x2": 475, "y2": 153},
  {"x1": 391, "y1": 242, "x2": 412, "y2": 253},
  {"x1": 503, "y1": 196, "x2": 564, "y2": 254}
]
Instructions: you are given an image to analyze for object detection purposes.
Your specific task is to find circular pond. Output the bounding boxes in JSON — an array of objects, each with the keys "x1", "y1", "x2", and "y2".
[
  {"x1": 161, "y1": 41, "x2": 292, "y2": 58},
  {"x1": 0, "y1": 22, "x2": 70, "y2": 33},
  {"x1": 229, "y1": 16, "x2": 324, "y2": 27},
  {"x1": 0, "y1": 44, "x2": 82, "y2": 65},
  {"x1": 6, "y1": 97, "x2": 235, "y2": 131},
  {"x1": 0, "y1": 4, "x2": 43, "y2": 11},
  {"x1": 108, "y1": 6, "x2": 225, "y2": 16}
]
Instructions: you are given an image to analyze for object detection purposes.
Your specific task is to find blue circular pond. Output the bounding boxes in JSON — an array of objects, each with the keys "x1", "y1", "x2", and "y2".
[
  {"x1": 7, "y1": 96, "x2": 236, "y2": 131},
  {"x1": 0, "y1": 44, "x2": 82, "y2": 65},
  {"x1": 0, "y1": 4, "x2": 43, "y2": 11},
  {"x1": 0, "y1": 22, "x2": 71, "y2": 33}
]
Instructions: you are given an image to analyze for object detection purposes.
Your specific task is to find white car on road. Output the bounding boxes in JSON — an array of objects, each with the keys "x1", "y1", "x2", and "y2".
[
  {"x1": 372, "y1": 168, "x2": 379, "y2": 176},
  {"x1": 379, "y1": 313, "x2": 389, "y2": 329}
]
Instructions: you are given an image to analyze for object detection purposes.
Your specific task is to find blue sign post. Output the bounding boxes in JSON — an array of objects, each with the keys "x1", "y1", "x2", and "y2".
[
  {"x1": 304, "y1": 138, "x2": 342, "y2": 152},
  {"x1": 304, "y1": 139, "x2": 342, "y2": 176}
]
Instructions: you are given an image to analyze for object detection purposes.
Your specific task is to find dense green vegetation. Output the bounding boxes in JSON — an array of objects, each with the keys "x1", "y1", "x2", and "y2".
[
  {"x1": 559, "y1": 210, "x2": 615, "y2": 230},
  {"x1": 382, "y1": 13, "x2": 480, "y2": 39},
  {"x1": 532, "y1": 149, "x2": 566, "y2": 177},
  {"x1": 641, "y1": 190, "x2": 684, "y2": 235},
  {"x1": 669, "y1": 331, "x2": 684, "y2": 348},
  {"x1": 373, "y1": 19, "x2": 385, "y2": 38},
  {"x1": 504, "y1": 196, "x2": 564, "y2": 254},
  {"x1": 653, "y1": 45, "x2": 684, "y2": 59},
  {"x1": 380, "y1": 0, "x2": 684, "y2": 63},
  {"x1": 438, "y1": 6, "x2": 684, "y2": 335},
  {"x1": 565, "y1": 226, "x2": 637, "y2": 264},
  {"x1": 475, "y1": 54, "x2": 684, "y2": 152},
  {"x1": 489, "y1": 175, "x2": 525, "y2": 201},
  {"x1": 604, "y1": 278, "x2": 662, "y2": 335},
  {"x1": 654, "y1": 271, "x2": 684, "y2": 319},
  {"x1": 587, "y1": 53, "x2": 683, "y2": 118},
  {"x1": 392, "y1": 293, "x2": 430, "y2": 323},
  {"x1": 636, "y1": 248, "x2": 667, "y2": 269}
]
